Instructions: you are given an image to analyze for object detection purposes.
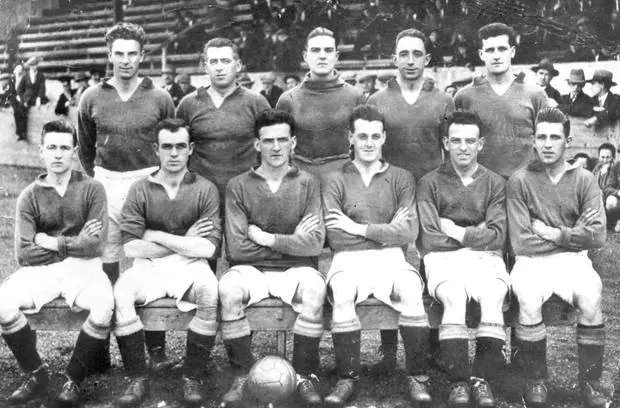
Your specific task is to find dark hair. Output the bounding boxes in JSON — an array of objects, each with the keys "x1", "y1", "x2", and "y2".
[
  {"x1": 305, "y1": 27, "x2": 335, "y2": 49},
  {"x1": 440, "y1": 110, "x2": 482, "y2": 138},
  {"x1": 255, "y1": 109, "x2": 295, "y2": 137},
  {"x1": 394, "y1": 28, "x2": 430, "y2": 54},
  {"x1": 535, "y1": 107, "x2": 570, "y2": 139},
  {"x1": 41, "y1": 119, "x2": 77, "y2": 146},
  {"x1": 105, "y1": 22, "x2": 146, "y2": 51},
  {"x1": 571, "y1": 152, "x2": 591, "y2": 170},
  {"x1": 349, "y1": 104, "x2": 385, "y2": 132},
  {"x1": 477, "y1": 22, "x2": 516, "y2": 48},
  {"x1": 204, "y1": 37, "x2": 240, "y2": 59},
  {"x1": 154, "y1": 118, "x2": 191, "y2": 144},
  {"x1": 598, "y1": 142, "x2": 616, "y2": 159}
]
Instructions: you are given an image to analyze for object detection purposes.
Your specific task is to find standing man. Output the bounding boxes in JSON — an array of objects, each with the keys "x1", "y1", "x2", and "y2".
[
  {"x1": 16, "y1": 57, "x2": 48, "y2": 141},
  {"x1": 259, "y1": 72, "x2": 284, "y2": 108},
  {"x1": 276, "y1": 27, "x2": 365, "y2": 176},
  {"x1": 531, "y1": 58, "x2": 561, "y2": 106},
  {"x1": 10, "y1": 63, "x2": 26, "y2": 141},
  {"x1": 161, "y1": 65, "x2": 184, "y2": 107},
  {"x1": 176, "y1": 37, "x2": 270, "y2": 201},
  {"x1": 113, "y1": 119, "x2": 220, "y2": 407},
  {"x1": 322, "y1": 105, "x2": 431, "y2": 407},
  {"x1": 507, "y1": 107, "x2": 607, "y2": 407},
  {"x1": 417, "y1": 111, "x2": 508, "y2": 407},
  {"x1": 219, "y1": 110, "x2": 326, "y2": 407},
  {"x1": 78, "y1": 22, "x2": 175, "y2": 371},
  {"x1": 455, "y1": 22, "x2": 547, "y2": 179},
  {"x1": 584, "y1": 69, "x2": 620, "y2": 128},
  {"x1": 558, "y1": 69, "x2": 594, "y2": 118},
  {"x1": 0, "y1": 120, "x2": 113, "y2": 406}
]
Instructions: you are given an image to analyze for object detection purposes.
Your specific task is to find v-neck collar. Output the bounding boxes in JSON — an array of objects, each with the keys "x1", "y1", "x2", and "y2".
[
  {"x1": 342, "y1": 160, "x2": 390, "y2": 187},
  {"x1": 196, "y1": 84, "x2": 243, "y2": 108},
  {"x1": 101, "y1": 76, "x2": 153, "y2": 102},
  {"x1": 387, "y1": 77, "x2": 435, "y2": 106},
  {"x1": 249, "y1": 166, "x2": 300, "y2": 194},
  {"x1": 438, "y1": 161, "x2": 486, "y2": 187}
]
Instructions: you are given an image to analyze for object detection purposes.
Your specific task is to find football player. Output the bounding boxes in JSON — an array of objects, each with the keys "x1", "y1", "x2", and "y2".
[
  {"x1": 113, "y1": 119, "x2": 221, "y2": 406},
  {"x1": 507, "y1": 107, "x2": 607, "y2": 407},
  {"x1": 219, "y1": 109, "x2": 326, "y2": 407},
  {"x1": 0, "y1": 120, "x2": 113, "y2": 406},
  {"x1": 417, "y1": 111, "x2": 508, "y2": 407}
]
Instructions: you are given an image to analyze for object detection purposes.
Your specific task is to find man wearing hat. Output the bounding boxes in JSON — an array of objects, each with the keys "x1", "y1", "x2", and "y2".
[
  {"x1": 259, "y1": 72, "x2": 284, "y2": 108},
  {"x1": 342, "y1": 72, "x2": 357, "y2": 86},
  {"x1": 377, "y1": 72, "x2": 396, "y2": 90},
  {"x1": 359, "y1": 73, "x2": 378, "y2": 100},
  {"x1": 161, "y1": 65, "x2": 184, "y2": 107},
  {"x1": 237, "y1": 72, "x2": 255, "y2": 89},
  {"x1": 559, "y1": 69, "x2": 594, "y2": 118},
  {"x1": 283, "y1": 74, "x2": 300, "y2": 90},
  {"x1": 88, "y1": 67, "x2": 104, "y2": 87},
  {"x1": 73, "y1": 72, "x2": 90, "y2": 107},
  {"x1": 0, "y1": 72, "x2": 13, "y2": 108},
  {"x1": 54, "y1": 75, "x2": 75, "y2": 116},
  {"x1": 177, "y1": 73, "x2": 195, "y2": 97},
  {"x1": 584, "y1": 69, "x2": 620, "y2": 128},
  {"x1": 15, "y1": 56, "x2": 48, "y2": 141},
  {"x1": 531, "y1": 58, "x2": 561, "y2": 105}
]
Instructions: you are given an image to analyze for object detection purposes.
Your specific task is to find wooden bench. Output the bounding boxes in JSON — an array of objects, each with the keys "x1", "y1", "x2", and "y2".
[{"x1": 29, "y1": 295, "x2": 575, "y2": 356}]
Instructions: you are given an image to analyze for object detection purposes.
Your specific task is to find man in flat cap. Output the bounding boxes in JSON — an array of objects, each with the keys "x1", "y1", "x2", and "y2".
[
  {"x1": 532, "y1": 58, "x2": 561, "y2": 106},
  {"x1": 359, "y1": 73, "x2": 378, "y2": 100},
  {"x1": 177, "y1": 73, "x2": 195, "y2": 97},
  {"x1": 237, "y1": 72, "x2": 255, "y2": 89},
  {"x1": 283, "y1": 74, "x2": 300, "y2": 90},
  {"x1": 342, "y1": 72, "x2": 357, "y2": 86},
  {"x1": 161, "y1": 65, "x2": 184, "y2": 107},
  {"x1": 73, "y1": 72, "x2": 90, "y2": 107},
  {"x1": 16, "y1": 56, "x2": 48, "y2": 141},
  {"x1": 0, "y1": 72, "x2": 13, "y2": 108},
  {"x1": 559, "y1": 69, "x2": 594, "y2": 118},
  {"x1": 259, "y1": 72, "x2": 284, "y2": 108},
  {"x1": 584, "y1": 69, "x2": 620, "y2": 128}
]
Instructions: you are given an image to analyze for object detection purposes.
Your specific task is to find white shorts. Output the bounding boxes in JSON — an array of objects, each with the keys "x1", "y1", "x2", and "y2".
[
  {"x1": 120, "y1": 254, "x2": 217, "y2": 312},
  {"x1": 424, "y1": 248, "x2": 510, "y2": 301},
  {"x1": 511, "y1": 251, "x2": 601, "y2": 305},
  {"x1": 94, "y1": 166, "x2": 158, "y2": 263},
  {"x1": 1, "y1": 257, "x2": 109, "y2": 313},
  {"x1": 223, "y1": 265, "x2": 325, "y2": 313},
  {"x1": 327, "y1": 248, "x2": 423, "y2": 312}
]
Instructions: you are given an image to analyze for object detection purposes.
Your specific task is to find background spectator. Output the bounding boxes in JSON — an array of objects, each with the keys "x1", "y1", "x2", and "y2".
[
  {"x1": 283, "y1": 74, "x2": 300, "y2": 90},
  {"x1": 259, "y1": 72, "x2": 284, "y2": 108}
]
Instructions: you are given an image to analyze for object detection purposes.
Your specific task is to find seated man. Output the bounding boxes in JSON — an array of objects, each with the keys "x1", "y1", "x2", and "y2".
[
  {"x1": 113, "y1": 119, "x2": 221, "y2": 407},
  {"x1": 322, "y1": 104, "x2": 430, "y2": 407},
  {"x1": 592, "y1": 143, "x2": 620, "y2": 230},
  {"x1": 219, "y1": 110, "x2": 326, "y2": 407},
  {"x1": 508, "y1": 107, "x2": 607, "y2": 407},
  {"x1": 417, "y1": 111, "x2": 509, "y2": 407},
  {"x1": 0, "y1": 119, "x2": 113, "y2": 406}
]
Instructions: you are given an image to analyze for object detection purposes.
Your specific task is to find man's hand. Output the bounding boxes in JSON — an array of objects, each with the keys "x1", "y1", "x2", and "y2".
[
  {"x1": 547, "y1": 98, "x2": 559, "y2": 108},
  {"x1": 575, "y1": 208, "x2": 598, "y2": 226},
  {"x1": 294, "y1": 214, "x2": 320, "y2": 235},
  {"x1": 476, "y1": 221, "x2": 487, "y2": 229},
  {"x1": 248, "y1": 224, "x2": 275, "y2": 247},
  {"x1": 34, "y1": 232, "x2": 57, "y2": 250},
  {"x1": 79, "y1": 219, "x2": 103, "y2": 237},
  {"x1": 391, "y1": 207, "x2": 410, "y2": 224},
  {"x1": 584, "y1": 116, "x2": 598, "y2": 128},
  {"x1": 325, "y1": 209, "x2": 366, "y2": 237},
  {"x1": 532, "y1": 218, "x2": 561, "y2": 242},
  {"x1": 439, "y1": 217, "x2": 456, "y2": 234},
  {"x1": 185, "y1": 218, "x2": 213, "y2": 238}
]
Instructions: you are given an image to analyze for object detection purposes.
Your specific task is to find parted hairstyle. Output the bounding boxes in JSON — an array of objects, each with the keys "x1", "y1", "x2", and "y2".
[
  {"x1": 254, "y1": 109, "x2": 295, "y2": 137},
  {"x1": 305, "y1": 27, "x2": 336, "y2": 48},
  {"x1": 440, "y1": 110, "x2": 482, "y2": 138},
  {"x1": 598, "y1": 142, "x2": 616, "y2": 159},
  {"x1": 349, "y1": 104, "x2": 385, "y2": 132},
  {"x1": 394, "y1": 28, "x2": 430, "y2": 54},
  {"x1": 105, "y1": 22, "x2": 147, "y2": 51},
  {"x1": 154, "y1": 118, "x2": 191, "y2": 144},
  {"x1": 41, "y1": 119, "x2": 77, "y2": 146},
  {"x1": 204, "y1": 37, "x2": 240, "y2": 59},
  {"x1": 477, "y1": 22, "x2": 516, "y2": 48},
  {"x1": 535, "y1": 107, "x2": 571, "y2": 139}
]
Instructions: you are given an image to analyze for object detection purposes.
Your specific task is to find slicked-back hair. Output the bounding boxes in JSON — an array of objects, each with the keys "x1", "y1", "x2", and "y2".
[
  {"x1": 535, "y1": 107, "x2": 571, "y2": 138},
  {"x1": 154, "y1": 118, "x2": 191, "y2": 144},
  {"x1": 105, "y1": 22, "x2": 146, "y2": 51},
  {"x1": 305, "y1": 27, "x2": 336, "y2": 49},
  {"x1": 204, "y1": 37, "x2": 240, "y2": 59},
  {"x1": 477, "y1": 22, "x2": 516, "y2": 49},
  {"x1": 349, "y1": 104, "x2": 385, "y2": 132},
  {"x1": 440, "y1": 110, "x2": 482, "y2": 138},
  {"x1": 394, "y1": 28, "x2": 430, "y2": 54},
  {"x1": 255, "y1": 109, "x2": 295, "y2": 138},
  {"x1": 41, "y1": 119, "x2": 77, "y2": 146},
  {"x1": 599, "y1": 142, "x2": 616, "y2": 159}
]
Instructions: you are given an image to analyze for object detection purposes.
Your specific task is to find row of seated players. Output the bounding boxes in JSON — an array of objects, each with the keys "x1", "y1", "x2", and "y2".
[{"x1": 0, "y1": 105, "x2": 607, "y2": 408}]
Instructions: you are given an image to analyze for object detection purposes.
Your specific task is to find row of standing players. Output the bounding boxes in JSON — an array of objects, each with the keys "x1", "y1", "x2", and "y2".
[{"x1": 0, "y1": 19, "x2": 611, "y2": 408}]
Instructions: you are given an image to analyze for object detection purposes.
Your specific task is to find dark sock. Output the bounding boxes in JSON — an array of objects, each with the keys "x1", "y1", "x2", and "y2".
[
  {"x1": 224, "y1": 335, "x2": 254, "y2": 372},
  {"x1": 577, "y1": 324, "x2": 605, "y2": 382},
  {"x1": 117, "y1": 330, "x2": 148, "y2": 377},
  {"x1": 380, "y1": 329, "x2": 398, "y2": 357},
  {"x1": 145, "y1": 330, "x2": 166, "y2": 357},
  {"x1": 332, "y1": 330, "x2": 361, "y2": 379},
  {"x1": 518, "y1": 338, "x2": 548, "y2": 379},
  {"x1": 67, "y1": 330, "x2": 107, "y2": 383},
  {"x1": 400, "y1": 325, "x2": 430, "y2": 375},
  {"x1": 184, "y1": 330, "x2": 215, "y2": 378},
  {"x1": 2, "y1": 323, "x2": 42, "y2": 373},
  {"x1": 472, "y1": 337, "x2": 505, "y2": 381},
  {"x1": 292, "y1": 334, "x2": 321, "y2": 376},
  {"x1": 429, "y1": 328, "x2": 440, "y2": 359},
  {"x1": 102, "y1": 262, "x2": 119, "y2": 284},
  {"x1": 440, "y1": 338, "x2": 470, "y2": 381}
]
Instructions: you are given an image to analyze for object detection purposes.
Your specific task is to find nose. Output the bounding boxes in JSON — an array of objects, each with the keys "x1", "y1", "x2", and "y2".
[
  {"x1": 459, "y1": 140, "x2": 468, "y2": 150},
  {"x1": 273, "y1": 140, "x2": 281, "y2": 151},
  {"x1": 170, "y1": 146, "x2": 179, "y2": 156}
]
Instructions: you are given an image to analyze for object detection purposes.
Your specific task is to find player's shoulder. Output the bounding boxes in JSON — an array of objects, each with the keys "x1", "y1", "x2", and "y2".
[
  {"x1": 190, "y1": 172, "x2": 218, "y2": 192},
  {"x1": 386, "y1": 163, "x2": 415, "y2": 182},
  {"x1": 74, "y1": 171, "x2": 105, "y2": 191},
  {"x1": 479, "y1": 165, "x2": 505, "y2": 185},
  {"x1": 294, "y1": 168, "x2": 321, "y2": 186},
  {"x1": 227, "y1": 169, "x2": 254, "y2": 189}
]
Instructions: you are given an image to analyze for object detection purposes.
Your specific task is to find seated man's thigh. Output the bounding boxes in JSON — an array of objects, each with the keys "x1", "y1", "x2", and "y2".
[
  {"x1": 276, "y1": 267, "x2": 326, "y2": 313},
  {"x1": 115, "y1": 259, "x2": 167, "y2": 307},
  {"x1": 71, "y1": 261, "x2": 115, "y2": 325},
  {"x1": 179, "y1": 259, "x2": 219, "y2": 310},
  {"x1": 464, "y1": 253, "x2": 510, "y2": 303},
  {"x1": 569, "y1": 260, "x2": 603, "y2": 313},
  {"x1": 219, "y1": 265, "x2": 268, "y2": 308},
  {"x1": 327, "y1": 269, "x2": 359, "y2": 306}
]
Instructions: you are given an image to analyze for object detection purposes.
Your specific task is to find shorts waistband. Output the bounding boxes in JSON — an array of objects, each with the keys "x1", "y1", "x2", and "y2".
[{"x1": 94, "y1": 166, "x2": 159, "y2": 180}]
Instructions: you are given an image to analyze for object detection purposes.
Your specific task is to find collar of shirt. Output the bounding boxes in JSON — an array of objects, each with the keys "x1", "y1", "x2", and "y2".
[
  {"x1": 599, "y1": 92, "x2": 609, "y2": 106},
  {"x1": 342, "y1": 159, "x2": 390, "y2": 176},
  {"x1": 438, "y1": 160, "x2": 486, "y2": 179},
  {"x1": 249, "y1": 166, "x2": 300, "y2": 180},
  {"x1": 147, "y1": 169, "x2": 197, "y2": 186},
  {"x1": 196, "y1": 84, "x2": 242, "y2": 101},
  {"x1": 101, "y1": 76, "x2": 154, "y2": 90},
  {"x1": 35, "y1": 170, "x2": 82, "y2": 187}
]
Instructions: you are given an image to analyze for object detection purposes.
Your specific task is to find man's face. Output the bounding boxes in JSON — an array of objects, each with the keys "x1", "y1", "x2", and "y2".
[
  {"x1": 285, "y1": 77, "x2": 299, "y2": 90},
  {"x1": 569, "y1": 82, "x2": 584, "y2": 95},
  {"x1": 443, "y1": 123, "x2": 483, "y2": 169},
  {"x1": 445, "y1": 85, "x2": 457, "y2": 98},
  {"x1": 429, "y1": 32, "x2": 438, "y2": 43},
  {"x1": 591, "y1": 81, "x2": 605, "y2": 97},
  {"x1": 40, "y1": 132, "x2": 76, "y2": 176},
  {"x1": 14, "y1": 65, "x2": 23, "y2": 76},
  {"x1": 536, "y1": 69, "x2": 551, "y2": 87},
  {"x1": 204, "y1": 46, "x2": 241, "y2": 90},
  {"x1": 262, "y1": 79, "x2": 274, "y2": 92},
  {"x1": 162, "y1": 71, "x2": 174, "y2": 85},
  {"x1": 77, "y1": 79, "x2": 87, "y2": 89},
  {"x1": 362, "y1": 78, "x2": 376, "y2": 93},
  {"x1": 304, "y1": 35, "x2": 338, "y2": 77},
  {"x1": 479, "y1": 35, "x2": 515, "y2": 76},
  {"x1": 255, "y1": 123, "x2": 296, "y2": 169},
  {"x1": 394, "y1": 36, "x2": 429, "y2": 82},
  {"x1": 109, "y1": 39, "x2": 144, "y2": 81},
  {"x1": 349, "y1": 119, "x2": 385, "y2": 165},
  {"x1": 155, "y1": 128, "x2": 193, "y2": 174},
  {"x1": 179, "y1": 81, "x2": 191, "y2": 93},
  {"x1": 599, "y1": 148, "x2": 614, "y2": 165},
  {"x1": 534, "y1": 122, "x2": 569, "y2": 166}
]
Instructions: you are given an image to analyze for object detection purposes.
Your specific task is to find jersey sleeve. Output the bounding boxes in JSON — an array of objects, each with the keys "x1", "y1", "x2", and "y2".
[
  {"x1": 120, "y1": 181, "x2": 148, "y2": 244},
  {"x1": 197, "y1": 180, "x2": 222, "y2": 253},
  {"x1": 462, "y1": 176, "x2": 507, "y2": 251},
  {"x1": 417, "y1": 176, "x2": 462, "y2": 252},
  {"x1": 275, "y1": 90, "x2": 292, "y2": 113},
  {"x1": 77, "y1": 90, "x2": 97, "y2": 177}
]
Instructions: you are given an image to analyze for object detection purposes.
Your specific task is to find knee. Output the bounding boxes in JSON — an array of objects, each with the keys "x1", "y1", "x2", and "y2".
[
  {"x1": 0, "y1": 293, "x2": 19, "y2": 323},
  {"x1": 329, "y1": 274, "x2": 356, "y2": 309},
  {"x1": 299, "y1": 274, "x2": 326, "y2": 310},
  {"x1": 394, "y1": 275, "x2": 424, "y2": 302},
  {"x1": 436, "y1": 282, "x2": 467, "y2": 312},
  {"x1": 478, "y1": 280, "x2": 508, "y2": 307},
  {"x1": 190, "y1": 271, "x2": 219, "y2": 306},
  {"x1": 89, "y1": 291, "x2": 115, "y2": 324},
  {"x1": 575, "y1": 284, "x2": 602, "y2": 316},
  {"x1": 113, "y1": 277, "x2": 137, "y2": 310},
  {"x1": 606, "y1": 196, "x2": 618, "y2": 210},
  {"x1": 218, "y1": 270, "x2": 246, "y2": 308}
]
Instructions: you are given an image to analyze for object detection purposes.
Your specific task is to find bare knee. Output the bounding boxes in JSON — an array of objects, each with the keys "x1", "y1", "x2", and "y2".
[
  {"x1": 606, "y1": 196, "x2": 618, "y2": 211},
  {"x1": 298, "y1": 274, "x2": 326, "y2": 310},
  {"x1": 575, "y1": 284, "x2": 602, "y2": 324},
  {"x1": 329, "y1": 273, "x2": 356, "y2": 310},
  {"x1": 0, "y1": 293, "x2": 20, "y2": 324},
  {"x1": 218, "y1": 270, "x2": 247, "y2": 312},
  {"x1": 436, "y1": 281, "x2": 467, "y2": 314},
  {"x1": 189, "y1": 271, "x2": 219, "y2": 306},
  {"x1": 512, "y1": 286, "x2": 544, "y2": 324},
  {"x1": 113, "y1": 276, "x2": 138, "y2": 312},
  {"x1": 478, "y1": 280, "x2": 508, "y2": 310}
]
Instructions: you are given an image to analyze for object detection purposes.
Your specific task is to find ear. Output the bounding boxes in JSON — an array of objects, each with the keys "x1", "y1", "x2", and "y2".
[
  {"x1": 254, "y1": 138, "x2": 261, "y2": 152},
  {"x1": 392, "y1": 53, "x2": 398, "y2": 67},
  {"x1": 334, "y1": 49, "x2": 340, "y2": 61},
  {"x1": 509, "y1": 45, "x2": 516, "y2": 59},
  {"x1": 188, "y1": 142, "x2": 195, "y2": 156},
  {"x1": 152, "y1": 142, "x2": 159, "y2": 155},
  {"x1": 424, "y1": 53, "x2": 431, "y2": 67},
  {"x1": 478, "y1": 137, "x2": 485, "y2": 151},
  {"x1": 442, "y1": 136, "x2": 450, "y2": 152},
  {"x1": 302, "y1": 49, "x2": 308, "y2": 65},
  {"x1": 235, "y1": 59, "x2": 243, "y2": 73},
  {"x1": 107, "y1": 48, "x2": 113, "y2": 64},
  {"x1": 348, "y1": 130, "x2": 355, "y2": 146},
  {"x1": 138, "y1": 48, "x2": 145, "y2": 63},
  {"x1": 565, "y1": 136, "x2": 572, "y2": 146},
  {"x1": 290, "y1": 135, "x2": 297, "y2": 151}
]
